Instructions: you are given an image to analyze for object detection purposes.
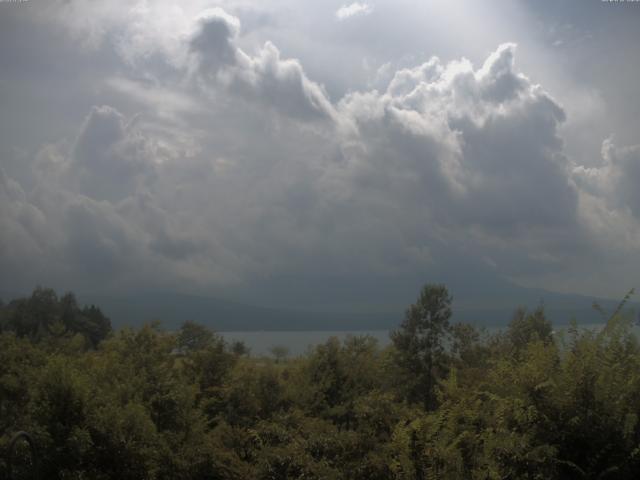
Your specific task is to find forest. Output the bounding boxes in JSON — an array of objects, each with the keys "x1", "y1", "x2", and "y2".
[{"x1": 1, "y1": 285, "x2": 639, "y2": 479}]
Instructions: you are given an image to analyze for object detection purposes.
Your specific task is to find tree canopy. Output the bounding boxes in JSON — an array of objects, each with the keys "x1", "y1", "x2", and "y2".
[
  {"x1": 1, "y1": 285, "x2": 640, "y2": 479},
  {"x1": 390, "y1": 284, "x2": 453, "y2": 409}
]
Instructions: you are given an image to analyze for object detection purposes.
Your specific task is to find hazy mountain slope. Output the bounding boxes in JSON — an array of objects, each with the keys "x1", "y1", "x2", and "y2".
[
  {"x1": 1, "y1": 284, "x2": 634, "y2": 331},
  {"x1": 77, "y1": 289, "x2": 632, "y2": 331}
]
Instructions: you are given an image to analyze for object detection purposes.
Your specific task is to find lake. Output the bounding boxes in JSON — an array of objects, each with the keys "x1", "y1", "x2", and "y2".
[{"x1": 220, "y1": 322, "x2": 625, "y2": 356}]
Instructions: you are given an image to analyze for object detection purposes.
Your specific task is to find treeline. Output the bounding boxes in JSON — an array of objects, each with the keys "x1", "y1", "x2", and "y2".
[
  {"x1": 1, "y1": 285, "x2": 640, "y2": 479},
  {"x1": 0, "y1": 287, "x2": 111, "y2": 347}
]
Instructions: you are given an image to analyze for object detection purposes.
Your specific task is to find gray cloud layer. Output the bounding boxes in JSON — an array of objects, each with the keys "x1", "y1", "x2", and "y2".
[{"x1": 1, "y1": 1, "x2": 639, "y2": 305}]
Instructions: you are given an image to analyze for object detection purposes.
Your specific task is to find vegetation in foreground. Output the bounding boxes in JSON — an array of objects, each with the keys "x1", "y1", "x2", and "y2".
[{"x1": 1, "y1": 285, "x2": 639, "y2": 479}]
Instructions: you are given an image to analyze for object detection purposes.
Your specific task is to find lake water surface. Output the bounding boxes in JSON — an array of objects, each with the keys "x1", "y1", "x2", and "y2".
[{"x1": 220, "y1": 322, "x2": 622, "y2": 356}]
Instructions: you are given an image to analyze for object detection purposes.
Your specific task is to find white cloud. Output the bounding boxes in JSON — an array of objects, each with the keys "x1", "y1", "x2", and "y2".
[
  {"x1": 0, "y1": 35, "x2": 586, "y2": 298},
  {"x1": 339, "y1": 42, "x2": 574, "y2": 225},
  {"x1": 336, "y1": 3, "x2": 373, "y2": 21},
  {"x1": 573, "y1": 137, "x2": 640, "y2": 219}
]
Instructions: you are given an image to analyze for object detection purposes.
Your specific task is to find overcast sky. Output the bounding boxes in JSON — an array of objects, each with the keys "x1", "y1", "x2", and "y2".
[{"x1": 1, "y1": 0, "x2": 639, "y2": 311}]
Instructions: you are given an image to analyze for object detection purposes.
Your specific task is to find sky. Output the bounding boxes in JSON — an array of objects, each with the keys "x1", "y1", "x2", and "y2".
[{"x1": 1, "y1": 0, "x2": 639, "y2": 313}]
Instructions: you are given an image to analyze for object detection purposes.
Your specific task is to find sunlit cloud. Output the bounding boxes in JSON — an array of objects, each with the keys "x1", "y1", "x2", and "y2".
[{"x1": 336, "y1": 2, "x2": 373, "y2": 21}]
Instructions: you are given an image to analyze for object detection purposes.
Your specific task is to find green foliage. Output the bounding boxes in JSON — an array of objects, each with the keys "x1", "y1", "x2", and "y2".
[
  {"x1": 178, "y1": 321, "x2": 217, "y2": 353},
  {"x1": 2, "y1": 285, "x2": 640, "y2": 478},
  {"x1": 268, "y1": 345, "x2": 290, "y2": 363},
  {"x1": 0, "y1": 287, "x2": 112, "y2": 347},
  {"x1": 391, "y1": 284, "x2": 453, "y2": 409},
  {"x1": 507, "y1": 306, "x2": 553, "y2": 352}
]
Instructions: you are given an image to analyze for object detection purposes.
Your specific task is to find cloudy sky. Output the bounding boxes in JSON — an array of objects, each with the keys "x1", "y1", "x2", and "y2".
[{"x1": 1, "y1": 0, "x2": 639, "y2": 312}]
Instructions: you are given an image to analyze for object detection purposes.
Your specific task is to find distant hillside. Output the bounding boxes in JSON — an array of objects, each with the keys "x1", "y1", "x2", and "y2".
[
  {"x1": 78, "y1": 289, "x2": 633, "y2": 332},
  {"x1": 1, "y1": 286, "x2": 634, "y2": 332},
  {"x1": 76, "y1": 292, "x2": 393, "y2": 331}
]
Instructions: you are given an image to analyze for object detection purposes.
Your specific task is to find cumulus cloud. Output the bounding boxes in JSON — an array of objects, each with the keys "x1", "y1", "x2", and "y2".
[
  {"x1": 572, "y1": 136, "x2": 640, "y2": 269},
  {"x1": 338, "y1": 43, "x2": 576, "y2": 240},
  {"x1": 336, "y1": 3, "x2": 374, "y2": 21},
  {"x1": 188, "y1": 10, "x2": 335, "y2": 120},
  {"x1": 0, "y1": 168, "x2": 49, "y2": 276},
  {"x1": 0, "y1": 37, "x2": 582, "y2": 299},
  {"x1": 34, "y1": 2, "x2": 334, "y2": 122},
  {"x1": 189, "y1": 8, "x2": 241, "y2": 73},
  {"x1": 574, "y1": 139, "x2": 640, "y2": 215},
  {"x1": 69, "y1": 106, "x2": 157, "y2": 202},
  {"x1": 2, "y1": 2, "x2": 640, "y2": 304}
]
